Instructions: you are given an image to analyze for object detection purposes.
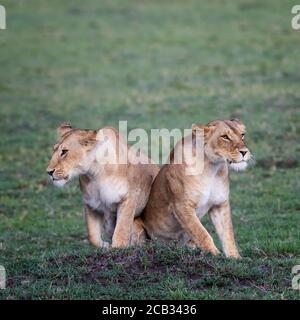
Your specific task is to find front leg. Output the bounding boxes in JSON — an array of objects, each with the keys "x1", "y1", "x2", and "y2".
[
  {"x1": 112, "y1": 199, "x2": 136, "y2": 248},
  {"x1": 209, "y1": 201, "x2": 241, "y2": 259},
  {"x1": 173, "y1": 202, "x2": 220, "y2": 256},
  {"x1": 84, "y1": 205, "x2": 110, "y2": 248}
]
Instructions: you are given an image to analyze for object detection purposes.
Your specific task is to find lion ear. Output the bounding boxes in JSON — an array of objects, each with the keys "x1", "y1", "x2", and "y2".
[
  {"x1": 57, "y1": 122, "x2": 72, "y2": 139},
  {"x1": 230, "y1": 118, "x2": 246, "y2": 131},
  {"x1": 192, "y1": 123, "x2": 215, "y2": 141},
  {"x1": 79, "y1": 131, "x2": 97, "y2": 149}
]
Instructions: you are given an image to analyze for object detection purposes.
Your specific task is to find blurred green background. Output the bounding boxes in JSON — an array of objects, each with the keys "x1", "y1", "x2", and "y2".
[{"x1": 0, "y1": 0, "x2": 299, "y2": 299}]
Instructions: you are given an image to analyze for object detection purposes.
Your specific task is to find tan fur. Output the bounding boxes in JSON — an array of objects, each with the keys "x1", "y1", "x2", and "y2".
[
  {"x1": 141, "y1": 119, "x2": 252, "y2": 258},
  {"x1": 47, "y1": 123, "x2": 159, "y2": 248}
]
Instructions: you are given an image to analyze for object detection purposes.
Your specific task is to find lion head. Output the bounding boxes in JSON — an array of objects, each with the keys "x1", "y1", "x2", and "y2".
[
  {"x1": 193, "y1": 119, "x2": 252, "y2": 171},
  {"x1": 46, "y1": 123, "x2": 97, "y2": 187}
]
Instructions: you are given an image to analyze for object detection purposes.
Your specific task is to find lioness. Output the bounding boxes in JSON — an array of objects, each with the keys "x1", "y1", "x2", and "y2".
[
  {"x1": 46, "y1": 123, "x2": 159, "y2": 248},
  {"x1": 141, "y1": 119, "x2": 252, "y2": 258}
]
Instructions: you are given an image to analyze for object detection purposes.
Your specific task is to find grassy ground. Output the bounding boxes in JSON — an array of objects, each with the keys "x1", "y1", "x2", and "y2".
[{"x1": 0, "y1": 0, "x2": 300, "y2": 299}]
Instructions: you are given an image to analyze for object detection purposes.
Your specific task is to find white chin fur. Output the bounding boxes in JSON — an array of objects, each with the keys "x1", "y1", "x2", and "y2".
[
  {"x1": 53, "y1": 179, "x2": 68, "y2": 188},
  {"x1": 229, "y1": 161, "x2": 248, "y2": 171}
]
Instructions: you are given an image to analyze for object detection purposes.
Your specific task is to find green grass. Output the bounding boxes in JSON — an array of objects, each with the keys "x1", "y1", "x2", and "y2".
[{"x1": 0, "y1": 0, "x2": 300, "y2": 299}]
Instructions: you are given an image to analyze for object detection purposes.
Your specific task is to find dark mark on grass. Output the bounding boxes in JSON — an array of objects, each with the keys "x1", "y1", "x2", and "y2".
[{"x1": 256, "y1": 158, "x2": 299, "y2": 169}]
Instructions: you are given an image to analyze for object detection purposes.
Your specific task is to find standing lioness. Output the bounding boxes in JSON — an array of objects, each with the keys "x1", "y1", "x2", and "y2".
[
  {"x1": 46, "y1": 123, "x2": 159, "y2": 248},
  {"x1": 142, "y1": 119, "x2": 252, "y2": 258}
]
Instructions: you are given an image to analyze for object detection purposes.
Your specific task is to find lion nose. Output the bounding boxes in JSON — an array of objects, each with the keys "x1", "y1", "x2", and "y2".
[
  {"x1": 47, "y1": 169, "x2": 55, "y2": 177},
  {"x1": 240, "y1": 150, "x2": 247, "y2": 157}
]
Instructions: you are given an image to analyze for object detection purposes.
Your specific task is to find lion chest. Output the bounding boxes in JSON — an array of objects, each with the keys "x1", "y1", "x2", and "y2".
[
  {"x1": 195, "y1": 177, "x2": 228, "y2": 218},
  {"x1": 83, "y1": 178, "x2": 128, "y2": 213}
]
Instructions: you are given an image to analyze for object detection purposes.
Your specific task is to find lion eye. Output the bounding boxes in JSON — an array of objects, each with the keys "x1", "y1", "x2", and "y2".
[
  {"x1": 61, "y1": 149, "x2": 68, "y2": 157},
  {"x1": 221, "y1": 135, "x2": 230, "y2": 141},
  {"x1": 241, "y1": 133, "x2": 245, "y2": 140}
]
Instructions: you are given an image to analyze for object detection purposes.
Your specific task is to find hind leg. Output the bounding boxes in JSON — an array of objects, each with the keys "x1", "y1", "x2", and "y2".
[{"x1": 130, "y1": 217, "x2": 148, "y2": 245}]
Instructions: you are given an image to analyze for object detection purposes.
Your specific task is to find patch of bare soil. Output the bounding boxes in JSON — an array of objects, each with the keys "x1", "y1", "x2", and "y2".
[{"x1": 44, "y1": 246, "x2": 283, "y2": 293}]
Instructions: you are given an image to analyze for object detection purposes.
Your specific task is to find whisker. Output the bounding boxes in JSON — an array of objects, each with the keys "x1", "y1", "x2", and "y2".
[{"x1": 248, "y1": 154, "x2": 256, "y2": 167}]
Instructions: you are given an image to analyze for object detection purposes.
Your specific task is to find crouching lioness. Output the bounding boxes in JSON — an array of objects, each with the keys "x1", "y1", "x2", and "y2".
[
  {"x1": 141, "y1": 119, "x2": 252, "y2": 258},
  {"x1": 46, "y1": 123, "x2": 159, "y2": 248}
]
